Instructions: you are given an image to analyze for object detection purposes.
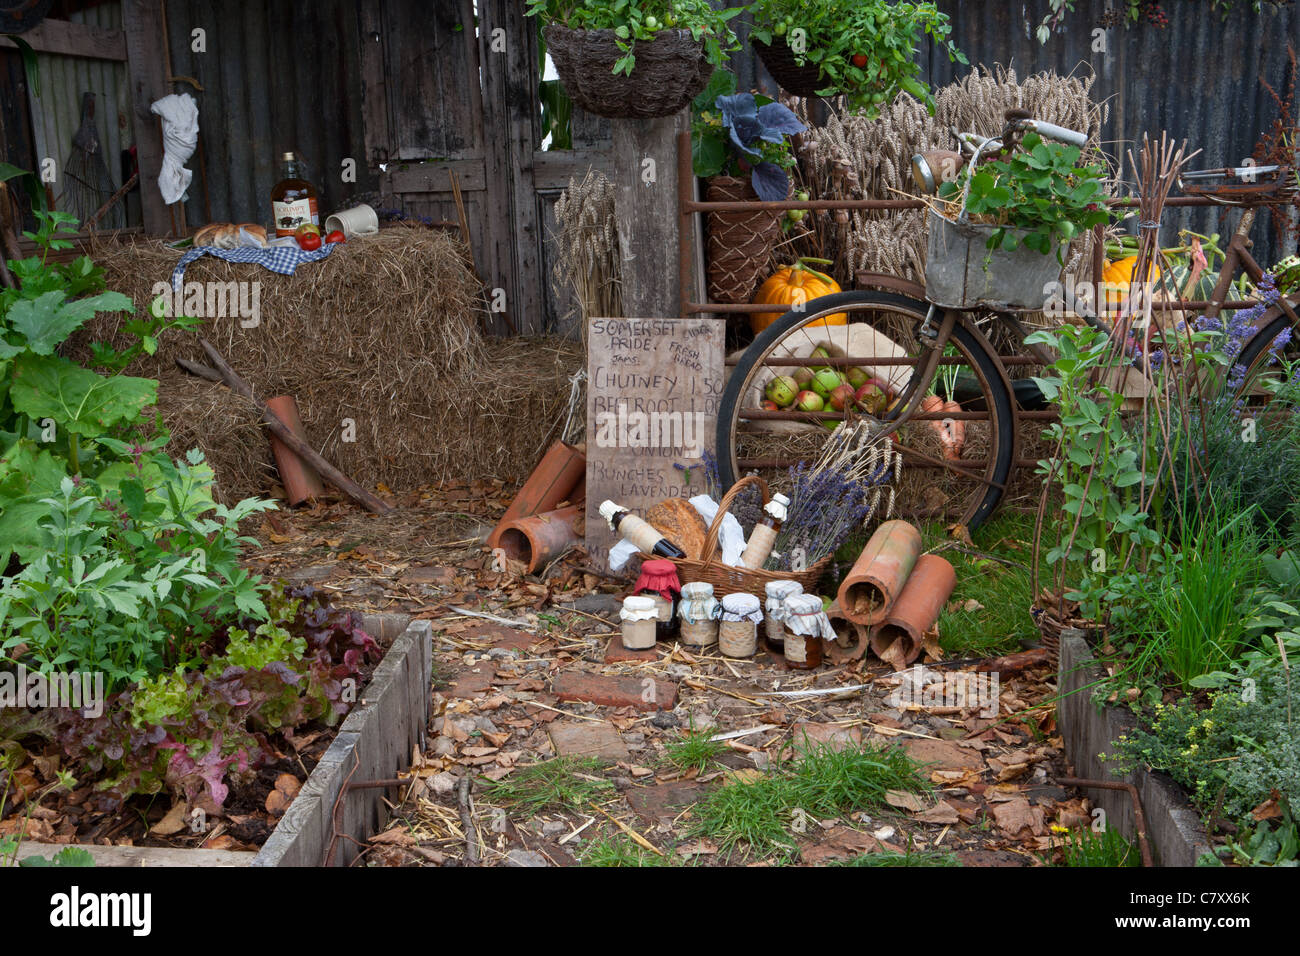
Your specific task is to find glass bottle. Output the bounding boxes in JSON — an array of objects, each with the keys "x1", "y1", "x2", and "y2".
[
  {"x1": 739, "y1": 493, "x2": 790, "y2": 569},
  {"x1": 599, "y1": 500, "x2": 685, "y2": 558},
  {"x1": 271, "y1": 151, "x2": 319, "y2": 236}
]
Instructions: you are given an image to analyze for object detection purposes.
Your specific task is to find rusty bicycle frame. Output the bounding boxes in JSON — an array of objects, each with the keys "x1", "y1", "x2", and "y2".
[{"x1": 676, "y1": 130, "x2": 1300, "y2": 486}]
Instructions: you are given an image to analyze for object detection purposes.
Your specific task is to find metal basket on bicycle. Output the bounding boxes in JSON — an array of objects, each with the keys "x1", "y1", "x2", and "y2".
[
  {"x1": 922, "y1": 118, "x2": 1087, "y2": 312},
  {"x1": 924, "y1": 209, "x2": 1066, "y2": 312}
]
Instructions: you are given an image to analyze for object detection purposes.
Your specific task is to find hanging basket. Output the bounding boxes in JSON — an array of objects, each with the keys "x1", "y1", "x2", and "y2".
[
  {"x1": 543, "y1": 25, "x2": 712, "y2": 119},
  {"x1": 648, "y1": 475, "x2": 832, "y2": 598},
  {"x1": 705, "y1": 176, "x2": 782, "y2": 305},
  {"x1": 751, "y1": 36, "x2": 825, "y2": 98}
]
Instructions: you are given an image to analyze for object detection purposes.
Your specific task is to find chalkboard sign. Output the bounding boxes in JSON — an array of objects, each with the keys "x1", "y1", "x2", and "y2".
[{"x1": 585, "y1": 317, "x2": 724, "y2": 569}]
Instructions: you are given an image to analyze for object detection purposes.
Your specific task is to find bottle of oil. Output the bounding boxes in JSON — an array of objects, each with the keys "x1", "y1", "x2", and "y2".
[
  {"x1": 271, "y1": 152, "x2": 319, "y2": 237},
  {"x1": 739, "y1": 493, "x2": 789, "y2": 569},
  {"x1": 599, "y1": 501, "x2": 686, "y2": 559}
]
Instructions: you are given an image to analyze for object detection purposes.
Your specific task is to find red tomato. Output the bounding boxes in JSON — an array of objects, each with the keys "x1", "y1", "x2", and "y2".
[
  {"x1": 851, "y1": 53, "x2": 868, "y2": 67},
  {"x1": 298, "y1": 232, "x2": 322, "y2": 251},
  {"x1": 325, "y1": 230, "x2": 346, "y2": 244}
]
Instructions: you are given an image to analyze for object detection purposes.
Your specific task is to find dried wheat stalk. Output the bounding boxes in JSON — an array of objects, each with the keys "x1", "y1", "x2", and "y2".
[
  {"x1": 551, "y1": 169, "x2": 623, "y2": 334},
  {"x1": 795, "y1": 65, "x2": 1112, "y2": 300}
]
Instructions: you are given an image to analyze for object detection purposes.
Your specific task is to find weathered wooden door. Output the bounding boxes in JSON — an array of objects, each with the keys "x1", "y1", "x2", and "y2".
[{"x1": 359, "y1": 0, "x2": 542, "y2": 335}]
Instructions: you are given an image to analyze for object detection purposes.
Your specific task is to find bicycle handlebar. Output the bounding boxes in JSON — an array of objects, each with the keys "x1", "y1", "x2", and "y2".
[{"x1": 1019, "y1": 119, "x2": 1088, "y2": 148}]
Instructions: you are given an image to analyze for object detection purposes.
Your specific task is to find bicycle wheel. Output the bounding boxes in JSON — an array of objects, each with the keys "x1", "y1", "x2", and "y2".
[
  {"x1": 1233, "y1": 299, "x2": 1300, "y2": 390},
  {"x1": 715, "y1": 290, "x2": 1017, "y2": 530}
]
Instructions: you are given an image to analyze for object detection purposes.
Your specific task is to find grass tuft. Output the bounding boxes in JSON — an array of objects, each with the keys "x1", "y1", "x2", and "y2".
[
  {"x1": 687, "y1": 742, "x2": 927, "y2": 860},
  {"x1": 662, "y1": 728, "x2": 728, "y2": 775},
  {"x1": 479, "y1": 757, "x2": 614, "y2": 818}
]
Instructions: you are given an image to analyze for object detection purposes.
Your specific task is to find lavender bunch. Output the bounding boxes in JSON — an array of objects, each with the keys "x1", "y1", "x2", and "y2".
[
  {"x1": 1195, "y1": 271, "x2": 1288, "y2": 389},
  {"x1": 763, "y1": 453, "x2": 896, "y2": 571}
]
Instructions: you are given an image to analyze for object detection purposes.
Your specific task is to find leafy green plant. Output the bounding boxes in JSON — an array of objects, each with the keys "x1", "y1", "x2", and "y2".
[
  {"x1": 0, "y1": 462, "x2": 276, "y2": 691},
  {"x1": 691, "y1": 76, "x2": 805, "y2": 201},
  {"x1": 524, "y1": 0, "x2": 742, "y2": 76},
  {"x1": 939, "y1": 133, "x2": 1110, "y2": 260},
  {"x1": 1028, "y1": 324, "x2": 1161, "y2": 621},
  {"x1": 0, "y1": 209, "x2": 200, "y2": 565},
  {"x1": 748, "y1": 0, "x2": 966, "y2": 115},
  {"x1": 47, "y1": 583, "x2": 378, "y2": 811},
  {"x1": 1111, "y1": 509, "x2": 1269, "y2": 692},
  {"x1": 1109, "y1": 666, "x2": 1300, "y2": 823}
]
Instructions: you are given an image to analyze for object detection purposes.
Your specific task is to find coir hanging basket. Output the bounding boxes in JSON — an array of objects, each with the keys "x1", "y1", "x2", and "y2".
[
  {"x1": 705, "y1": 176, "x2": 782, "y2": 304},
  {"x1": 544, "y1": 25, "x2": 712, "y2": 119},
  {"x1": 751, "y1": 37, "x2": 824, "y2": 98},
  {"x1": 646, "y1": 475, "x2": 831, "y2": 598}
]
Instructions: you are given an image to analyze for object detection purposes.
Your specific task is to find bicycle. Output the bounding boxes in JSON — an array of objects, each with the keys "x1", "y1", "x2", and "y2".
[{"x1": 714, "y1": 111, "x2": 1300, "y2": 530}]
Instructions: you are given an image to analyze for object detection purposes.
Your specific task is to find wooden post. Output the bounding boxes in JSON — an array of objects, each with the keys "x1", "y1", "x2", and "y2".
[
  {"x1": 611, "y1": 111, "x2": 690, "y2": 319},
  {"x1": 121, "y1": 0, "x2": 175, "y2": 236}
]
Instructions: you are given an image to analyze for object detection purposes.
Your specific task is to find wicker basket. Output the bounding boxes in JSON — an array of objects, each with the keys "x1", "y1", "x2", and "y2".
[
  {"x1": 648, "y1": 475, "x2": 831, "y2": 598},
  {"x1": 751, "y1": 37, "x2": 824, "y2": 98},
  {"x1": 705, "y1": 176, "x2": 782, "y2": 304},
  {"x1": 543, "y1": 25, "x2": 712, "y2": 119}
]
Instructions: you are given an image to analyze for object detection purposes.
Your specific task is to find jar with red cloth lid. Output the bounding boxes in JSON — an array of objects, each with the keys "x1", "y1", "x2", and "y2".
[{"x1": 634, "y1": 559, "x2": 681, "y2": 642}]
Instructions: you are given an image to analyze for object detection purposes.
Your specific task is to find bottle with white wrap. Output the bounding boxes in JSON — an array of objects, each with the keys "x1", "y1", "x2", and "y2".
[{"x1": 739, "y1": 493, "x2": 789, "y2": 570}]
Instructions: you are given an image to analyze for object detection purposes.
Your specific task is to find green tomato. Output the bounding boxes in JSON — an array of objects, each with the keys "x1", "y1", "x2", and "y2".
[
  {"x1": 1058, "y1": 221, "x2": 1076, "y2": 240},
  {"x1": 774, "y1": 21, "x2": 786, "y2": 36},
  {"x1": 645, "y1": 15, "x2": 658, "y2": 29}
]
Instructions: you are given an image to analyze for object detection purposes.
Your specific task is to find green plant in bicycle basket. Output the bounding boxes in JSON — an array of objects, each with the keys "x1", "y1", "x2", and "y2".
[
  {"x1": 938, "y1": 132, "x2": 1110, "y2": 262},
  {"x1": 749, "y1": 0, "x2": 966, "y2": 115},
  {"x1": 523, "y1": 0, "x2": 743, "y2": 77}
]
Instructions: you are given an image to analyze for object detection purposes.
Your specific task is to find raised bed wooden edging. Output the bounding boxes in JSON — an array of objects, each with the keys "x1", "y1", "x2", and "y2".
[
  {"x1": 252, "y1": 613, "x2": 431, "y2": 867},
  {"x1": 13, "y1": 613, "x2": 431, "y2": 868},
  {"x1": 1057, "y1": 632, "x2": 1213, "y2": 867}
]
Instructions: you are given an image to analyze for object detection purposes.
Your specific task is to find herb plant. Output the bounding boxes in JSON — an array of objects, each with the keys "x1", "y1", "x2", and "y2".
[
  {"x1": 748, "y1": 0, "x2": 966, "y2": 115},
  {"x1": 524, "y1": 0, "x2": 743, "y2": 76},
  {"x1": 1028, "y1": 323, "x2": 1161, "y2": 621},
  {"x1": 938, "y1": 132, "x2": 1110, "y2": 261}
]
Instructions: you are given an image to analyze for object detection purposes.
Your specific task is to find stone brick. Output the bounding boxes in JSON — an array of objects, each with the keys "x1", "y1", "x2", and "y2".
[
  {"x1": 446, "y1": 664, "x2": 496, "y2": 699},
  {"x1": 547, "y1": 719, "x2": 630, "y2": 762},
  {"x1": 552, "y1": 672, "x2": 677, "y2": 712},
  {"x1": 603, "y1": 638, "x2": 659, "y2": 664},
  {"x1": 902, "y1": 737, "x2": 985, "y2": 771}
]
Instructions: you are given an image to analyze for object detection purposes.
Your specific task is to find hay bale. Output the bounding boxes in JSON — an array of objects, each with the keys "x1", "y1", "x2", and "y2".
[{"x1": 72, "y1": 229, "x2": 581, "y2": 500}]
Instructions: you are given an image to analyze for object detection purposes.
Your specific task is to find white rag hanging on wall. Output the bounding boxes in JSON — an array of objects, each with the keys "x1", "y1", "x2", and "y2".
[{"x1": 150, "y1": 93, "x2": 199, "y2": 205}]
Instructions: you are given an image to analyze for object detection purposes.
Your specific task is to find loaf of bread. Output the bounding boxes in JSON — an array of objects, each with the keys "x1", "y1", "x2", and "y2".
[
  {"x1": 193, "y1": 222, "x2": 268, "y2": 248},
  {"x1": 646, "y1": 497, "x2": 709, "y2": 560}
]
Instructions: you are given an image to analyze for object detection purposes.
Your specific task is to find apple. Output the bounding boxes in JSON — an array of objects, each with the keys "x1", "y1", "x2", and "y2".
[
  {"x1": 829, "y1": 383, "x2": 857, "y2": 412},
  {"x1": 795, "y1": 390, "x2": 824, "y2": 412},
  {"x1": 792, "y1": 366, "x2": 814, "y2": 388},
  {"x1": 761, "y1": 399, "x2": 780, "y2": 411},
  {"x1": 845, "y1": 366, "x2": 870, "y2": 390},
  {"x1": 764, "y1": 374, "x2": 799, "y2": 408},
  {"x1": 855, "y1": 382, "x2": 888, "y2": 414},
  {"x1": 811, "y1": 368, "x2": 843, "y2": 400}
]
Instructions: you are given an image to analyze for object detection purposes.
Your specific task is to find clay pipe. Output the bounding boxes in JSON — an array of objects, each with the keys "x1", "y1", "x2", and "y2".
[
  {"x1": 496, "y1": 505, "x2": 583, "y2": 574},
  {"x1": 870, "y1": 553, "x2": 956, "y2": 670},
  {"x1": 486, "y1": 441, "x2": 585, "y2": 550},
  {"x1": 836, "y1": 519, "x2": 922, "y2": 625},
  {"x1": 823, "y1": 599, "x2": 870, "y2": 664}
]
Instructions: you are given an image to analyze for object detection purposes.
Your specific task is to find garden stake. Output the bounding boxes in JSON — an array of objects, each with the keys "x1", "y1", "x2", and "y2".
[{"x1": 176, "y1": 346, "x2": 393, "y2": 514}]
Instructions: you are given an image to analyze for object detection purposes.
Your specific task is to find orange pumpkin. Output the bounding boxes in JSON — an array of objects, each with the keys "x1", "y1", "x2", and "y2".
[
  {"x1": 1101, "y1": 255, "x2": 1161, "y2": 316},
  {"x1": 750, "y1": 258, "x2": 848, "y2": 334}
]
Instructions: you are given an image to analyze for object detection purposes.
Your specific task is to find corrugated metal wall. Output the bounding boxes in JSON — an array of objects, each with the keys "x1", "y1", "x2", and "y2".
[
  {"x1": 162, "y1": 0, "x2": 375, "y2": 230},
  {"x1": 913, "y1": 0, "x2": 1300, "y2": 264},
  {"x1": 114, "y1": 1, "x2": 1297, "y2": 266},
  {"x1": 26, "y1": 2, "x2": 132, "y2": 227}
]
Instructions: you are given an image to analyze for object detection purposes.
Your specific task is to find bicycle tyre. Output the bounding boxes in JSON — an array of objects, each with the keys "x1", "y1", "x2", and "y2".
[{"x1": 715, "y1": 290, "x2": 1018, "y2": 530}]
